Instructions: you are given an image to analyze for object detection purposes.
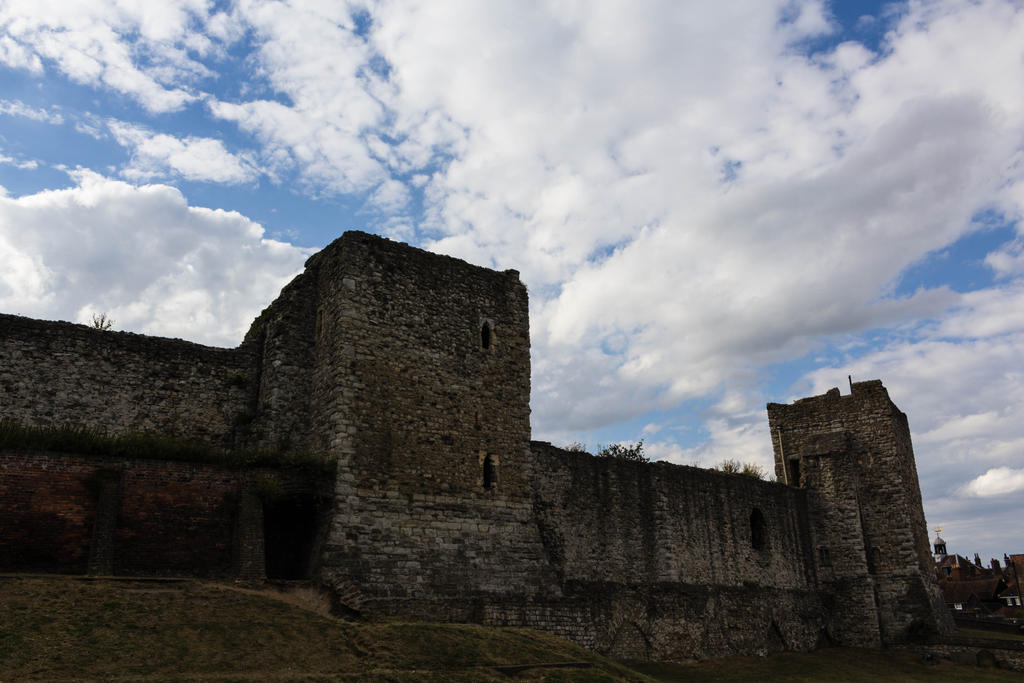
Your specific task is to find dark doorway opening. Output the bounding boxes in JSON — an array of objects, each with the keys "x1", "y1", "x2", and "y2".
[
  {"x1": 788, "y1": 458, "x2": 801, "y2": 487},
  {"x1": 263, "y1": 495, "x2": 318, "y2": 580}
]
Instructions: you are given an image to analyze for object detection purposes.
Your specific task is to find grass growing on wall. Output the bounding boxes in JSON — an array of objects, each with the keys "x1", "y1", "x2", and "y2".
[{"x1": 0, "y1": 419, "x2": 334, "y2": 475}]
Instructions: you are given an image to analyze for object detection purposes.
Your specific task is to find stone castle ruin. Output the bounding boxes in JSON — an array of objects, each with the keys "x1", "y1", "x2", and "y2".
[{"x1": 0, "y1": 231, "x2": 952, "y2": 660}]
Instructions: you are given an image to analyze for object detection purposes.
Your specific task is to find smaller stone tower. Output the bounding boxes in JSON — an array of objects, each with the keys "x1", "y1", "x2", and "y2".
[{"x1": 767, "y1": 380, "x2": 953, "y2": 645}]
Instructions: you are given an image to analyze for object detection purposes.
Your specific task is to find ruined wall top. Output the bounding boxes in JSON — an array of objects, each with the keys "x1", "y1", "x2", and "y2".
[
  {"x1": 769, "y1": 379, "x2": 896, "y2": 413},
  {"x1": 0, "y1": 312, "x2": 255, "y2": 444}
]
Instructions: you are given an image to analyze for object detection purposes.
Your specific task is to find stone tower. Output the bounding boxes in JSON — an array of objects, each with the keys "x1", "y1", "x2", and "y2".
[
  {"x1": 767, "y1": 380, "x2": 953, "y2": 644},
  {"x1": 245, "y1": 231, "x2": 555, "y2": 614}
]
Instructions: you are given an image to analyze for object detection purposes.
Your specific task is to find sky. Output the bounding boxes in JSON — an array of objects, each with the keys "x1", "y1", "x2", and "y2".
[{"x1": 0, "y1": 0, "x2": 1022, "y2": 564}]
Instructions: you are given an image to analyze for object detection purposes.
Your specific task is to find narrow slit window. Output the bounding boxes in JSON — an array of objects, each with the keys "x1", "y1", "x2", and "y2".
[
  {"x1": 480, "y1": 321, "x2": 491, "y2": 349},
  {"x1": 750, "y1": 508, "x2": 767, "y2": 551},
  {"x1": 482, "y1": 454, "x2": 496, "y2": 490},
  {"x1": 315, "y1": 305, "x2": 326, "y2": 338}
]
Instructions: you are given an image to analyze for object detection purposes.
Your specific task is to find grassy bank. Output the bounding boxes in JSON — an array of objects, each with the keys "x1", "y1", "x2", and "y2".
[
  {"x1": 631, "y1": 646, "x2": 1020, "y2": 681},
  {"x1": 1, "y1": 575, "x2": 1020, "y2": 681},
  {"x1": 0, "y1": 576, "x2": 638, "y2": 681},
  {"x1": 958, "y1": 627, "x2": 1024, "y2": 642}
]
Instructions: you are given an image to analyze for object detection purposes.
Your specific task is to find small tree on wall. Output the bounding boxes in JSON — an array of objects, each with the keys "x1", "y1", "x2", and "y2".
[
  {"x1": 90, "y1": 312, "x2": 114, "y2": 331},
  {"x1": 596, "y1": 440, "x2": 649, "y2": 463}
]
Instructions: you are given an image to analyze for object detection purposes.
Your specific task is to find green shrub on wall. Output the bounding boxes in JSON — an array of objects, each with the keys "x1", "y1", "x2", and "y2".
[
  {"x1": 715, "y1": 459, "x2": 768, "y2": 480},
  {"x1": 596, "y1": 440, "x2": 649, "y2": 463}
]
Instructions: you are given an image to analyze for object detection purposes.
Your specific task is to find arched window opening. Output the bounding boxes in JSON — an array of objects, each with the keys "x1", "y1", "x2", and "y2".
[
  {"x1": 750, "y1": 508, "x2": 767, "y2": 551},
  {"x1": 480, "y1": 321, "x2": 492, "y2": 350},
  {"x1": 482, "y1": 454, "x2": 496, "y2": 490}
]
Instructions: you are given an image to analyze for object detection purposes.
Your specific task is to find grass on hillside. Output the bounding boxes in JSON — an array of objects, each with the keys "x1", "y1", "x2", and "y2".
[
  {"x1": 1, "y1": 575, "x2": 1021, "y2": 682},
  {"x1": 0, "y1": 576, "x2": 640, "y2": 681},
  {"x1": 630, "y1": 646, "x2": 1021, "y2": 682},
  {"x1": 957, "y1": 627, "x2": 1024, "y2": 642}
]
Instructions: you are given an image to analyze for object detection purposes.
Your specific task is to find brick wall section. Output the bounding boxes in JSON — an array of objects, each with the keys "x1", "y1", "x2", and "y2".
[
  {"x1": 0, "y1": 450, "x2": 315, "y2": 577},
  {"x1": 86, "y1": 469, "x2": 120, "y2": 574},
  {"x1": 767, "y1": 381, "x2": 955, "y2": 645},
  {"x1": 0, "y1": 314, "x2": 257, "y2": 446},
  {"x1": 0, "y1": 451, "x2": 97, "y2": 572},
  {"x1": 113, "y1": 461, "x2": 243, "y2": 576},
  {"x1": 233, "y1": 485, "x2": 266, "y2": 580}
]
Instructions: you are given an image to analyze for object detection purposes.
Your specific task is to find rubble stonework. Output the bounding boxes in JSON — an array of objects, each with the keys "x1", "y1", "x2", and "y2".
[
  {"x1": 767, "y1": 383, "x2": 956, "y2": 643},
  {"x1": 0, "y1": 231, "x2": 952, "y2": 660},
  {"x1": 0, "y1": 314, "x2": 256, "y2": 445}
]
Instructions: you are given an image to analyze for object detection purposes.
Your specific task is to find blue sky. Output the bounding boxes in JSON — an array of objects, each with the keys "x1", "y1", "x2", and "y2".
[{"x1": 1, "y1": 0, "x2": 1023, "y2": 563}]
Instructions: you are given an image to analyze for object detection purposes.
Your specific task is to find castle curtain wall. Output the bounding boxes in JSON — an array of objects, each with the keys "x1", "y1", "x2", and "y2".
[
  {"x1": 531, "y1": 444, "x2": 817, "y2": 589},
  {"x1": 519, "y1": 443, "x2": 828, "y2": 659},
  {"x1": 0, "y1": 232, "x2": 954, "y2": 662},
  {"x1": 0, "y1": 314, "x2": 256, "y2": 446}
]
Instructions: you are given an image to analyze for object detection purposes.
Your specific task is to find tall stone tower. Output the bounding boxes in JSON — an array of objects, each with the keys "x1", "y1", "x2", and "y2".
[
  {"x1": 246, "y1": 231, "x2": 555, "y2": 615},
  {"x1": 767, "y1": 380, "x2": 953, "y2": 644}
]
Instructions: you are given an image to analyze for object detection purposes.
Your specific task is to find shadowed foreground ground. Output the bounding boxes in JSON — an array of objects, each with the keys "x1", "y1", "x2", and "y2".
[{"x1": 0, "y1": 575, "x2": 1019, "y2": 681}]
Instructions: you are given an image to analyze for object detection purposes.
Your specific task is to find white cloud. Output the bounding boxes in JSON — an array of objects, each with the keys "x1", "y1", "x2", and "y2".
[
  {"x1": 0, "y1": 99, "x2": 63, "y2": 124},
  {"x1": 646, "y1": 390, "x2": 776, "y2": 474},
  {"x1": 108, "y1": 121, "x2": 259, "y2": 184},
  {"x1": 961, "y1": 468, "x2": 1024, "y2": 497},
  {"x1": 985, "y1": 239, "x2": 1024, "y2": 278},
  {"x1": 0, "y1": 0, "x2": 217, "y2": 113},
  {"x1": 0, "y1": 151, "x2": 38, "y2": 170},
  {"x1": 0, "y1": 170, "x2": 311, "y2": 346},
  {"x1": 0, "y1": 34, "x2": 42, "y2": 72},
  {"x1": 790, "y1": 274, "x2": 1024, "y2": 557},
  {"x1": 357, "y1": 0, "x2": 1024, "y2": 437},
  {"x1": 204, "y1": 0, "x2": 396, "y2": 200}
]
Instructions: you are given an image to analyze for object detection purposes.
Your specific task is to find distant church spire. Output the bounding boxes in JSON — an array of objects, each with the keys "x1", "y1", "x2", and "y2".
[{"x1": 933, "y1": 527, "x2": 947, "y2": 560}]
